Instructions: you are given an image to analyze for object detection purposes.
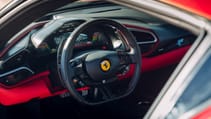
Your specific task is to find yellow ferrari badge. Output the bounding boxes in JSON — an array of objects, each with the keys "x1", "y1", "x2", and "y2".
[{"x1": 100, "y1": 60, "x2": 111, "y2": 72}]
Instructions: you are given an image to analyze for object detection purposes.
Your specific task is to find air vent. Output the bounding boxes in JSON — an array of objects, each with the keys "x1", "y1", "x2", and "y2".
[
  {"x1": 131, "y1": 30, "x2": 157, "y2": 44},
  {"x1": 130, "y1": 29, "x2": 158, "y2": 55}
]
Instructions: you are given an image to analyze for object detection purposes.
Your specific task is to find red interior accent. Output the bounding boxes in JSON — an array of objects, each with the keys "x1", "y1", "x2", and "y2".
[
  {"x1": 192, "y1": 106, "x2": 211, "y2": 119},
  {"x1": 76, "y1": 86, "x2": 90, "y2": 91},
  {"x1": 0, "y1": 46, "x2": 190, "y2": 106},
  {"x1": 119, "y1": 46, "x2": 190, "y2": 80},
  {"x1": 0, "y1": 71, "x2": 66, "y2": 106},
  {"x1": 142, "y1": 46, "x2": 190, "y2": 72}
]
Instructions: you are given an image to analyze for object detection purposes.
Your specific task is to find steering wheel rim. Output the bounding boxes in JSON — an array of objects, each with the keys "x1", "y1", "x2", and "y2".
[{"x1": 58, "y1": 19, "x2": 141, "y2": 105}]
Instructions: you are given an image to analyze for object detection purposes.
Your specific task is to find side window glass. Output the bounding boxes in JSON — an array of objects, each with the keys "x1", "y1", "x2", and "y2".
[{"x1": 166, "y1": 49, "x2": 211, "y2": 119}]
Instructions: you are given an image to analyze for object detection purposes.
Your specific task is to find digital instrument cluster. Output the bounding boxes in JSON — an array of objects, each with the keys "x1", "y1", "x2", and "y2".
[{"x1": 44, "y1": 28, "x2": 112, "y2": 54}]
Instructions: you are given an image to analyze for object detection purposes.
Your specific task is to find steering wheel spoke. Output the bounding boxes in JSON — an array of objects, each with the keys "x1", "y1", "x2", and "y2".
[
  {"x1": 85, "y1": 85, "x2": 115, "y2": 102},
  {"x1": 98, "y1": 86, "x2": 114, "y2": 100},
  {"x1": 69, "y1": 54, "x2": 88, "y2": 76},
  {"x1": 118, "y1": 51, "x2": 137, "y2": 65},
  {"x1": 69, "y1": 54, "x2": 86, "y2": 68}
]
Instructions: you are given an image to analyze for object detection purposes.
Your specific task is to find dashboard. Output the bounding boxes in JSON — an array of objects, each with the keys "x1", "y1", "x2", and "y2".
[
  {"x1": 0, "y1": 6, "x2": 196, "y2": 89},
  {"x1": 0, "y1": 20, "x2": 126, "y2": 87}
]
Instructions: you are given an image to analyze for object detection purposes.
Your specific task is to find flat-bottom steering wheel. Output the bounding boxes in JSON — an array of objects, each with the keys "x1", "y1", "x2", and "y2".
[{"x1": 57, "y1": 19, "x2": 141, "y2": 105}]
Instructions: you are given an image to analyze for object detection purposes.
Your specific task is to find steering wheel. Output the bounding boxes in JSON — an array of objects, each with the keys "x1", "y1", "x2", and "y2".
[{"x1": 57, "y1": 19, "x2": 141, "y2": 105}]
